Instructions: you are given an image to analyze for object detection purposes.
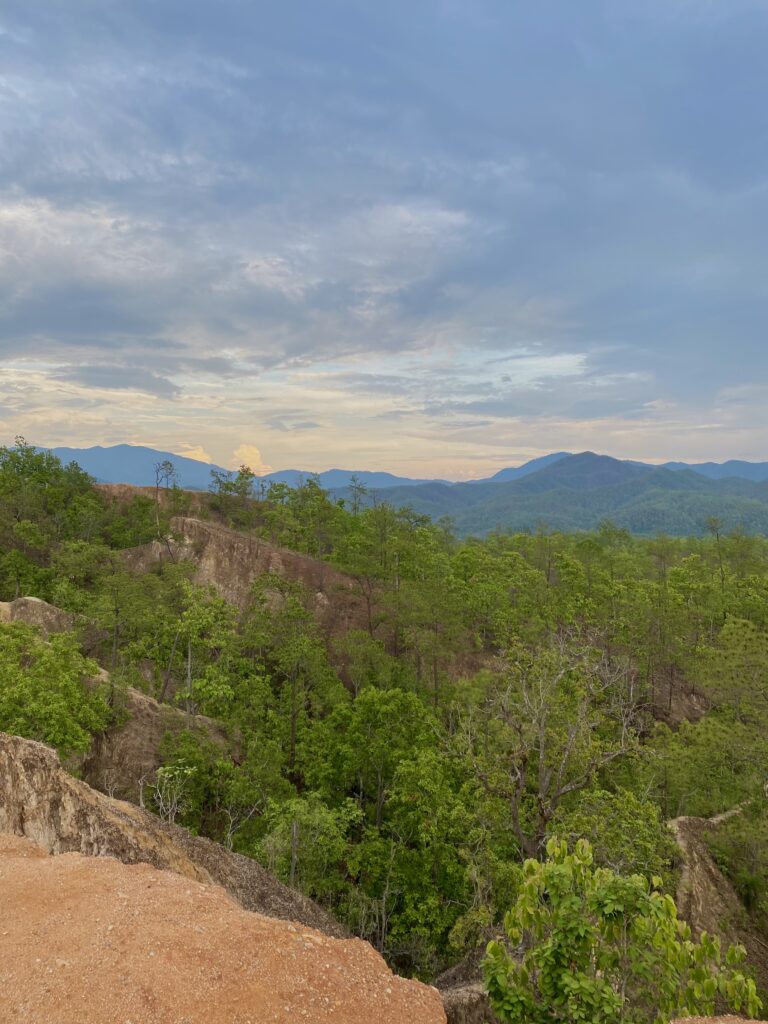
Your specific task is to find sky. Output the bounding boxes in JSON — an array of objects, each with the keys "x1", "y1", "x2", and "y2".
[{"x1": 1, "y1": 1, "x2": 767, "y2": 479}]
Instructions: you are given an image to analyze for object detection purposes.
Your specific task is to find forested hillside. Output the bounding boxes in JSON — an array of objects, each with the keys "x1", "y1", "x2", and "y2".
[
  {"x1": 3, "y1": 437, "x2": 768, "y2": 996},
  {"x1": 350, "y1": 453, "x2": 768, "y2": 536}
]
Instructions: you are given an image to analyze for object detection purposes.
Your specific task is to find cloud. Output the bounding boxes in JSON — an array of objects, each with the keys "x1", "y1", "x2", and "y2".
[
  {"x1": 174, "y1": 445, "x2": 212, "y2": 463},
  {"x1": 0, "y1": 1, "x2": 766, "y2": 475},
  {"x1": 232, "y1": 444, "x2": 272, "y2": 474},
  {"x1": 53, "y1": 364, "x2": 180, "y2": 398}
]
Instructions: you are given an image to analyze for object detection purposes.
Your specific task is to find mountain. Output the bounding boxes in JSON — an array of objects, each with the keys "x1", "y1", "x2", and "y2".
[
  {"x1": 257, "y1": 468, "x2": 445, "y2": 489},
  {"x1": 40, "y1": 444, "x2": 768, "y2": 533},
  {"x1": 352, "y1": 453, "x2": 768, "y2": 536},
  {"x1": 50, "y1": 444, "x2": 231, "y2": 490},
  {"x1": 47, "y1": 445, "x2": 442, "y2": 490},
  {"x1": 479, "y1": 451, "x2": 572, "y2": 482},
  {"x1": 663, "y1": 459, "x2": 768, "y2": 482}
]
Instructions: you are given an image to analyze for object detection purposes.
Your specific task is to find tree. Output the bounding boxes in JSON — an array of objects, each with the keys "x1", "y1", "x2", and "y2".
[
  {"x1": 483, "y1": 838, "x2": 761, "y2": 1024},
  {"x1": 151, "y1": 762, "x2": 195, "y2": 824},
  {"x1": 245, "y1": 574, "x2": 345, "y2": 776},
  {"x1": 176, "y1": 580, "x2": 237, "y2": 719},
  {"x1": 154, "y1": 459, "x2": 177, "y2": 528},
  {"x1": 304, "y1": 687, "x2": 436, "y2": 827},
  {"x1": 0, "y1": 622, "x2": 110, "y2": 758},
  {"x1": 259, "y1": 793, "x2": 361, "y2": 900},
  {"x1": 459, "y1": 640, "x2": 641, "y2": 859},
  {"x1": 209, "y1": 464, "x2": 256, "y2": 525},
  {"x1": 550, "y1": 788, "x2": 675, "y2": 880},
  {"x1": 699, "y1": 616, "x2": 768, "y2": 721}
]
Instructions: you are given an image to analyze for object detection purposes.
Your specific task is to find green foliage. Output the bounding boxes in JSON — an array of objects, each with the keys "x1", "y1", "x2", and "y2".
[
  {"x1": 551, "y1": 788, "x2": 676, "y2": 882},
  {"x1": 644, "y1": 717, "x2": 768, "y2": 819},
  {"x1": 708, "y1": 804, "x2": 768, "y2": 934},
  {"x1": 699, "y1": 616, "x2": 768, "y2": 720},
  {"x1": 0, "y1": 622, "x2": 110, "y2": 757},
  {"x1": 259, "y1": 793, "x2": 362, "y2": 900},
  {"x1": 7, "y1": 445, "x2": 768, "y2": 982},
  {"x1": 484, "y1": 838, "x2": 762, "y2": 1024}
]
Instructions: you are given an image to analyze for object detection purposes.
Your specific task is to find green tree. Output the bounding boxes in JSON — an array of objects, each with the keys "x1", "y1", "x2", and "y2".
[
  {"x1": 0, "y1": 622, "x2": 110, "y2": 758},
  {"x1": 550, "y1": 788, "x2": 675, "y2": 881},
  {"x1": 699, "y1": 616, "x2": 768, "y2": 721},
  {"x1": 484, "y1": 838, "x2": 761, "y2": 1024},
  {"x1": 259, "y1": 793, "x2": 361, "y2": 900}
]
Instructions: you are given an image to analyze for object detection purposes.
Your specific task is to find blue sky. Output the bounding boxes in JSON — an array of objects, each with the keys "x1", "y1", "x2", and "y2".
[{"x1": 1, "y1": 1, "x2": 767, "y2": 477}]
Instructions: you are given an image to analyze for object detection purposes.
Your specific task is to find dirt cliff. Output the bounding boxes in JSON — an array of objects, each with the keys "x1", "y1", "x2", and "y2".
[
  {"x1": 126, "y1": 516, "x2": 371, "y2": 638},
  {"x1": 670, "y1": 814, "x2": 768, "y2": 996},
  {"x1": 0, "y1": 596, "x2": 230, "y2": 799},
  {"x1": 0, "y1": 731, "x2": 346, "y2": 937},
  {"x1": 0, "y1": 834, "x2": 446, "y2": 1024}
]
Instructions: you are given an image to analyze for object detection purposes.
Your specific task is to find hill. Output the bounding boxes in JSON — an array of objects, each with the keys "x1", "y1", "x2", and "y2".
[
  {"x1": 355, "y1": 452, "x2": 768, "y2": 536},
  {"x1": 477, "y1": 451, "x2": 571, "y2": 483},
  {"x1": 51, "y1": 444, "x2": 231, "y2": 490},
  {"x1": 663, "y1": 459, "x2": 768, "y2": 482},
  {"x1": 42, "y1": 445, "x2": 768, "y2": 531}
]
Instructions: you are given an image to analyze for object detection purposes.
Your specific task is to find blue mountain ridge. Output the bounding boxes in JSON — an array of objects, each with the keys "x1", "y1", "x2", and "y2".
[
  {"x1": 47, "y1": 445, "x2": 446, "y2": 490},
  {"x1": 44, "y1": 444, "x2": 768, "y2": 489},
  {"x1": 40, "y1": 440, "x2": 768, "y2": 487}
]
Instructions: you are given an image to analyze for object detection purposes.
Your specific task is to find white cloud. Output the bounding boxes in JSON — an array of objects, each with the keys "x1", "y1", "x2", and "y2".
[
  {"x1": 232, "y1": 444, "x2": 272, "y2": 474},
  {"x1": 174, "y1": 444, "x2": 212, "y2": 463}
]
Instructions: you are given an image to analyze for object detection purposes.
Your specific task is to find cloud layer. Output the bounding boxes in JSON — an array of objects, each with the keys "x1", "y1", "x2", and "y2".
[{"x1": 1, "y1": 1, "x2": 767, "y2": 475}]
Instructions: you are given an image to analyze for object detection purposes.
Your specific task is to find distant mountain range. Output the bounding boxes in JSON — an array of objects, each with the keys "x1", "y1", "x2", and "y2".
[
  {"x1": 47, "y1": 445, "x2": 447, "y2": 491},
  {"x1": 44, "y1": 444, "x2": 768, "y2": 536},
  {"x1": 349, "y1": 452, "x2": 768, "y2": 536}
]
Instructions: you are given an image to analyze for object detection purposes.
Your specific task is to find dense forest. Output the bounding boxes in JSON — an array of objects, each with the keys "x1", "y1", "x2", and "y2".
[
  {"x1": 349, "y1": 452, "x2": 768, "y2": 536},
  {"x1": 2, "y1": 437, "x2": 768, "y2": 1001}
]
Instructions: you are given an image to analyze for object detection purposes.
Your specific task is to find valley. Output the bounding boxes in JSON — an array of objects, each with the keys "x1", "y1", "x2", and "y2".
[{"x1": 2, "y1": 438, "x2": 768, "y2": 1022}]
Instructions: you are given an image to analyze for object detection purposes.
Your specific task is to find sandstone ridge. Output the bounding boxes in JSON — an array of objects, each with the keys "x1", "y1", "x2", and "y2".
[
  {"x1": 0, "y1": 731, "x2": 346, "y2": 937},
  {"x1": 0, "y1": 833, "x2": 446, "y2": 1024}
]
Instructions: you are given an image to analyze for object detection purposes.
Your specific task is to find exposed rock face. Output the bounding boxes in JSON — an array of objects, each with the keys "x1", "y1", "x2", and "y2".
[
  {"x1": 0, "y1": 834, "x2": 446, "y2": 1024},
  {"x1": 435, "y1": 946, "x2": 500, "y2": 1024},
  {"x1": 126, "y1": 516, "x2": 371, "y2": 638},
  {"x1": 670, "y1": 815, "x2": 768, "y2": 996},
  {"x1": 653, "y1": 674, "x2": 709, "y2": 726},
  {"x1": 82, "y1": 684, "x2": 230, "y2": 800},
  {"x1": 0, "y1": 731, "x2": 345, "y2": 937},
  {"x1": 0, "y1": 596, "x2": 230, "y2": 799},
  {"x1": 440, "y1": 983, "x2": 497, "y2": 1024},
  {"x1": 0, "y1": 595, "x2": 74, "y2": 634}
]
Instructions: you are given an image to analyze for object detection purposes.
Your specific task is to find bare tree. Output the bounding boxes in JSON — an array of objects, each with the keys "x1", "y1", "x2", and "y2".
[
  {"x1": 221, "y1": 801, "x2": 262, "y2": 851},
  {"x1": 150, "y1": 763, "x2": 194, "y2": 824},
  {"x1": 154, "y1": 459, "x2": 177, "y2": 528},
  {"x1": 457, "y1": 637, "x2": 642, "y2": 859}
]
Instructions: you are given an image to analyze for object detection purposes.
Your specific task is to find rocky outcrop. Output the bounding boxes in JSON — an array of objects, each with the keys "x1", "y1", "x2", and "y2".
[
  {"x1": 0, "y1": 731, "x2": 345, "y2": 937},
  {"x1": 0, "y1": 833, "x2": 446, "y2": 1024},
  {"x1": 82, "y1": 684, "x2": 230, "y2": 800},
  {"x1": 670, "y1": 814, "x2": 768, "y2": 996},
  {"x1": 126, "y1": 516, "x2": 371, "y2": 637},
  {"x1": 435, "y1": 945, "x2": 501, "y2": 1024},
  {"x1": 440, "y1": 983, "x2": 497, "y2": 1024},
  {"x1": 0, "y1": 595, "x2": 74, "y2": 634},
  {"x1": 0, "y1": 596, "x2": 230, "y2": 799}
]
